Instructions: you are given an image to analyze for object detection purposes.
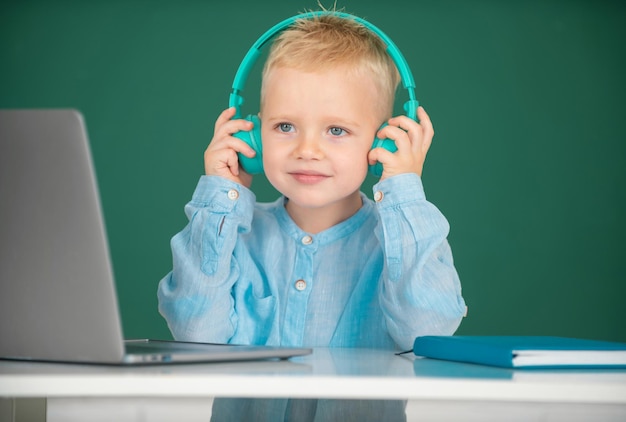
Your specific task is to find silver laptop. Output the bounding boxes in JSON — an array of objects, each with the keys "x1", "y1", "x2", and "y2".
[{"x1": 0, "y1": 109, "x2": 311, "y2": 365}]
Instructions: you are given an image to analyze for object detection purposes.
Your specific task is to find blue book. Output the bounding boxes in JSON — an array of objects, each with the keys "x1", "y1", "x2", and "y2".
[{"x1": 412, "y1": 336, "x2": 626, "y2": 369}]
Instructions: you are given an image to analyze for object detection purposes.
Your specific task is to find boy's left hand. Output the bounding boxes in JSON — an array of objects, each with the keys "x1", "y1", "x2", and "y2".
[{"x1": 368, "y1": 106, "x2": 434, "y2": 180}]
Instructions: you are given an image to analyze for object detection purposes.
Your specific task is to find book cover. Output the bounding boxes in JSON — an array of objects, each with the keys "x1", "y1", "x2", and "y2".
[{"x1": 412, "y1": 336, "x2": 626, "y2": 369}]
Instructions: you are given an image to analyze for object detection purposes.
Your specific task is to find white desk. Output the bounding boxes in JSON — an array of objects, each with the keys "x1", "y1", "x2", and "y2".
[{"x1": 1, "y1": 348, "x2": 626, "y2": 421}]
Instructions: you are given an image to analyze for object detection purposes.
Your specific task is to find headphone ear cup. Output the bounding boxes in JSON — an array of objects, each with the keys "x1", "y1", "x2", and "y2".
[
  {"x1": 368, "y1": 123, "x2": 398, "y2": 177},
  {"x1": 234, "y1": 114, "x2": 264, "y2": 174}
]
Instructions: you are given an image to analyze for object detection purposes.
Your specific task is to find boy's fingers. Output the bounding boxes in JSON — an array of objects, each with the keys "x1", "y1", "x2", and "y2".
[
  {"x1": 368, "y1": 147, "x2": 394, "y2": 167},
  {"x1": 214, "y1": 107, "x2": 237, "y2": 129},
  {"x1": 387, "y1": 115, "x2": 416, "y2": 132},
  {"x1": 214, "y1": 107, "x2": 254, "y2": 137},
  {"x1": 226, "y1": 150, "x2": 240, "y2": 176},
  {"x1": 416, "y1": 106, "x2": 434, "y2": 139},
  {"x1": 212, "y1": 119, "x2": 254, "y2": 147},
  {"x1": 379, "y1": 125, "x2": 411, "y2": 152},
  {"x1": 388, "y1": 107, "x2": 434, "y2": 136},
  {"x1": 229, "y1": 137, "x2": 257, "y2": 157}
]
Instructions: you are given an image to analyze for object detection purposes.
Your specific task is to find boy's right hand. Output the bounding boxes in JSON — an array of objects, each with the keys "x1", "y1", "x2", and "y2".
[{"x1": 204, "y1": 107, "x2": 257, "y2": 188}]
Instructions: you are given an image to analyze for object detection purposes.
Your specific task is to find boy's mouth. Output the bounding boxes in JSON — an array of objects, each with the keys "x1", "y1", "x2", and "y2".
[{"x1": 288, "y1": 170, "x2": 330, "y2": 184}]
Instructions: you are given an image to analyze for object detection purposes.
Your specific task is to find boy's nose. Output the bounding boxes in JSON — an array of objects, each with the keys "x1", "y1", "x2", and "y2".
[{"x1": 293, "y1": 133, "x2": 323, "y2": 160}]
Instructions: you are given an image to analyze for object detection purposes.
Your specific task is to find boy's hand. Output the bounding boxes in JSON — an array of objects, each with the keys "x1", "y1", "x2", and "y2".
[
  {"x1": 204, "y1": 107, "x2": 257, "y2": 188},
  {"x1": 368, "y1": 106, "x2": 434, "y2": 180}
]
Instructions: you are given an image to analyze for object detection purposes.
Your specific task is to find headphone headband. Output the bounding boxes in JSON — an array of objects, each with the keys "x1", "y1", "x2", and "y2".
[{"x1": 229, "y1": 11, "x2": 418, "y2": 120}]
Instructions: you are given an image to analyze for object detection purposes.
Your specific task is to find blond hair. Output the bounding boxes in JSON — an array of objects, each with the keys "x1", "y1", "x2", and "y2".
[{"x1": 260, "y1": 13, "x2": 401, "y2": 119}]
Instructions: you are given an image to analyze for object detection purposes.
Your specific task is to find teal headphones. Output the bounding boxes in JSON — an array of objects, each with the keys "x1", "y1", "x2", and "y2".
[{"x1": 229, "y1": 11, "x2": 419, "y2": 177}]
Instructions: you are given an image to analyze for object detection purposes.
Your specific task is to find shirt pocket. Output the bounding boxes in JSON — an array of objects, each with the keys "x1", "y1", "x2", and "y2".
[{"x1": 238, "y1": 283, "x2": 277, "y2": 344}]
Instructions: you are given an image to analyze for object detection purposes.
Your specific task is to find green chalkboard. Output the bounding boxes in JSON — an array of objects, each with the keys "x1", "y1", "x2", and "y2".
[{"x1": 2, "y1": 0, "x2": 624, "y2": 342}]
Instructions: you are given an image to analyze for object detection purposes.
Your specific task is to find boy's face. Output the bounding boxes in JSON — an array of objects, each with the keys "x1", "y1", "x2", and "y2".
[{"x1": 260, "y1": 65, "x2": 384, "y2": 219}]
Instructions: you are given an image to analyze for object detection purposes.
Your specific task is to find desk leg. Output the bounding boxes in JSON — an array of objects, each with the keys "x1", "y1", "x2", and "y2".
[{"x1": 0, "y1": 398, "x2": 47, "y2": 422}]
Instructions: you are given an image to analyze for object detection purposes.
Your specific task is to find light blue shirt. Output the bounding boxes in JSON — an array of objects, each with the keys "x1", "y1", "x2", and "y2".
[{"x1": 158, "y1": 173, "x2": 466, "y2": 352}]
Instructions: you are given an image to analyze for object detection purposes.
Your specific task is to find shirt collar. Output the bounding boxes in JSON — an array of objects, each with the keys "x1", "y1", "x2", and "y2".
[{"x1": 272, "y1": 192, "x2": 374, "y2": 247}]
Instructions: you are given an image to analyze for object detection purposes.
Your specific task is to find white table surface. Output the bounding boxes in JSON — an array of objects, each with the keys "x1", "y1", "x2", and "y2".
[{"x1": 2, "y1": 347, "x2": 626, "y2": 404}]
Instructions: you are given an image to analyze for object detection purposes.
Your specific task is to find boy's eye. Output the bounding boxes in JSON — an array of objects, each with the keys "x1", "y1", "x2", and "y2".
[
  {"x1": 277, "y1": 123, "x2": 294, "y2": 133},
  {"x1": 329, "y1": 127, "x2": 346, "y2": 136}
]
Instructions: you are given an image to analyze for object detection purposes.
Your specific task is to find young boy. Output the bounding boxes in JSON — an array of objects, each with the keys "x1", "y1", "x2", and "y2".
[
  {"x1": 158, "y1": 10, "x2": 466, "y2": 421},
  {"x1": 158, "y1": 12, "x2": 465, "y2": 355}
]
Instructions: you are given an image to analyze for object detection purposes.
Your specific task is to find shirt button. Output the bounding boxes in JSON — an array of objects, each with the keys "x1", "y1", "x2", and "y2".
[
  {"x1": 227, "y1": 189, "x2": 239, "y2": 200},
  {"x1": 295, "y1": 279, "x2": 307, "y2": 291},
  {"x1": 301, "y1": 235, "x2": 313, "y2": 245},
  {"x1": 374, "y1": 191, "x2": 384, "y2": 202}
]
